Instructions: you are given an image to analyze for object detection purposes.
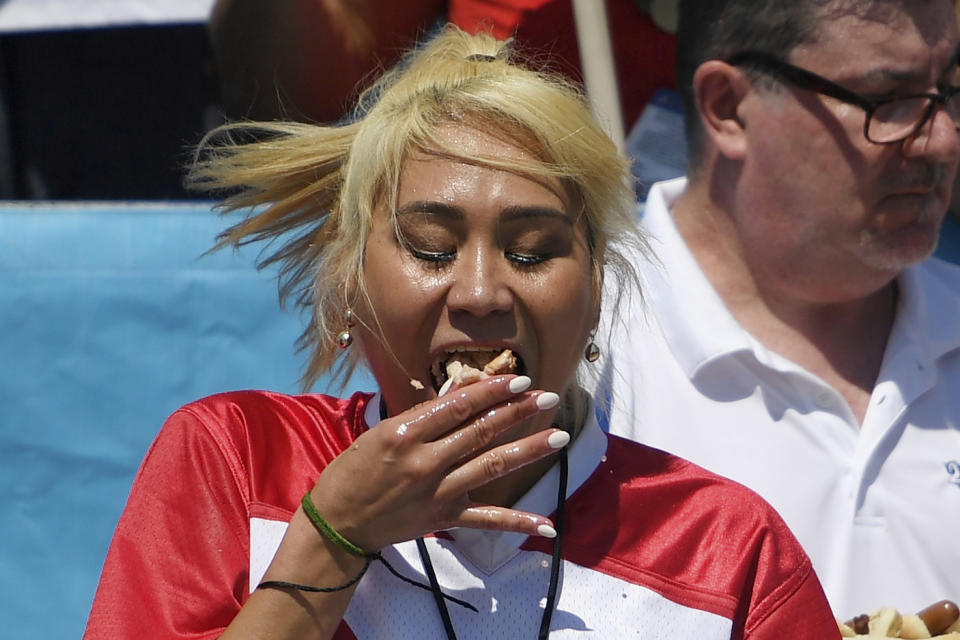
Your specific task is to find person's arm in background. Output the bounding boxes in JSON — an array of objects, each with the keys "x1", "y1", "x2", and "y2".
[{"x1": 208, "y1": 0, "x2": 446, "y2": 122}]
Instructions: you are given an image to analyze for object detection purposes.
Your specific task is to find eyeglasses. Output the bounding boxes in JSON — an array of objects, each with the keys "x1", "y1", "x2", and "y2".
[{"x1": 727, "y1": 50, "x2": 960, "y2": 144}]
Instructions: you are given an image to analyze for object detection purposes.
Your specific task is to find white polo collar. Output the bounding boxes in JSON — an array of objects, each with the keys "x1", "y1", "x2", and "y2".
[
  {"x1": 877, "y1": 259, "x2": 960, "y2": 409},
  {"x1": 641, "y1": 178, "x2": 960, "y2": 387},
  {"x1": 892, "y1": 260, "x2": 960, "y2": 361},
  {"x1": 641, "y1": 178, "x2": 762, "y2": 380}
]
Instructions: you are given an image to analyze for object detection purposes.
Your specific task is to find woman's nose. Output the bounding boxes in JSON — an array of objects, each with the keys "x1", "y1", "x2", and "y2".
[{"x1": 446, "y1": 248, "x2": 513, "y2": 317}]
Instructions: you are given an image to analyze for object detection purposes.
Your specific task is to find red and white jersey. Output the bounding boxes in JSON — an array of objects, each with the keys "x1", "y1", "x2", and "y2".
[{"x1": 84, "y1": 390, "x2": 839, "y2": 639}]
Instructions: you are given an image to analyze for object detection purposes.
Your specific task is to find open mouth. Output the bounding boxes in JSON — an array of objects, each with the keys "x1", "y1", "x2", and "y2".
[{"x1": 429, "y1": 348, "x2": 524, "y2": 392}]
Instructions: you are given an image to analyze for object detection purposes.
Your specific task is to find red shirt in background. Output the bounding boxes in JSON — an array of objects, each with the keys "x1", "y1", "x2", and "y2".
[{"x1": 448, "y1": 0, "x2": 677, "y2": 130}]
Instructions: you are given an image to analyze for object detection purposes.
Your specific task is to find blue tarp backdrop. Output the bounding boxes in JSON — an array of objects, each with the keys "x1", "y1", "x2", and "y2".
[{"x1": 0, "y1": 202, "x2": 375, "y2": 639}]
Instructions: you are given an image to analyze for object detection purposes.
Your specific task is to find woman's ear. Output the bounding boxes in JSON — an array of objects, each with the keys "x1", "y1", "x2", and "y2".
[{"x1": 692, "y1": 60, "x2": 751, "y2": 161}]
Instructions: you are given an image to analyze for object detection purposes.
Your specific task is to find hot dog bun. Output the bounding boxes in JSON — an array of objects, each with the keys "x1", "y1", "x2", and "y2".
[{"x1": 840, "y1": 601, "x2": 959, "y2": 638}]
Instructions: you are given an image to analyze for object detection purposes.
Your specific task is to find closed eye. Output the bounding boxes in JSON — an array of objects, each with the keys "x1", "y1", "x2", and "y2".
[
  {"x1": 408, "y1": 246, "x2": 456, "y2": 264},
  {"x1": 394, "y1": 210, "x2": 458, "y2": 267},
  {"x1": 506, "y1": 251, "x2": 552, "y2": 266}
]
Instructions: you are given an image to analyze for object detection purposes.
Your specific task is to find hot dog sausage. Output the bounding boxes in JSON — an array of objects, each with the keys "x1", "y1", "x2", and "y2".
[{"x1": 918, "y1": 601, "x2": 960, "y2": 636}]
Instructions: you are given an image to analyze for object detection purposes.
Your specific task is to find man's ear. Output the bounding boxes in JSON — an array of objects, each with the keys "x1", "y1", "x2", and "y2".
[{"x1": 692, "y1": 60, "x2": 751, "y2": 161}]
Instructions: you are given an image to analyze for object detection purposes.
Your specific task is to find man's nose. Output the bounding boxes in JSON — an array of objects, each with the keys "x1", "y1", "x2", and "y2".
[
  {"x1": 446, "y1": 248, "x2": 513, "y2": 317},
  {"x1": 901, "y1": 102, "x2": 960, "y2": 162}
]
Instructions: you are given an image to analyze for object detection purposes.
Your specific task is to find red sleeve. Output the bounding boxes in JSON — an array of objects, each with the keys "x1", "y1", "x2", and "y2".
[
  {"x1": 83, "y1": 405, "x2": 252, "y2": 639},
  {"x1": 733, "y1": 514, "x2": 841, "y2": 640},
  {"x1": 83, "y1": 391, "x2": 371, "y2": 639},
  {"x1": 744, "y1": 562, "x2": 842, "y2": 639}
]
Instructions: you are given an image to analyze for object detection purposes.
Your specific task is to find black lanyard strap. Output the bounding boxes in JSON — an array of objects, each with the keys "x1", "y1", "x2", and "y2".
[{"x1": 416, "y1": 448, "x2": 569, "y2": 640}]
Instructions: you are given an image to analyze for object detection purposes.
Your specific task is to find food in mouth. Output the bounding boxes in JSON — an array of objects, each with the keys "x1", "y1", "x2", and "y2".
[
  {"x1": 839, "y1": 600, "x2": 960, "y2": 638},
  {"x1": 432, "y1": 348, "x2": 520, "y2": 393}
]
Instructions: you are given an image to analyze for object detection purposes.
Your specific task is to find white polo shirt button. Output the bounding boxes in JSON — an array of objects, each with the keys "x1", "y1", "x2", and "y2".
[{"x1": 815, "y1": 389, "x2": 833, "y2": 408}]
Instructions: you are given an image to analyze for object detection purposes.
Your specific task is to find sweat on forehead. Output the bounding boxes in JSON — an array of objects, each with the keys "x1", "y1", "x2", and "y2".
[{"x1": 401, "y1": 122, "x2": 558, "y2": 191}]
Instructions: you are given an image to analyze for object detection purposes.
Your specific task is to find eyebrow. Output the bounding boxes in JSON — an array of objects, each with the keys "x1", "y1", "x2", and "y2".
[
  {"x1": 395, "y1": 201, "x2": 463, "y2": 219},
  {"x1": 500, "y1": 205, "x2": 573, "y2": 225},
  {"x1": 395, "y1": 201, "x2": 572, "y2": 224},
  {"x1": 855, "y1": 44, "x2": 960, "y2": 87}
]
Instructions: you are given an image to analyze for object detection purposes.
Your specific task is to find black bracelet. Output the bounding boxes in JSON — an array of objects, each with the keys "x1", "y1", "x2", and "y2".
[{"x1": 257, "y1": 554, "x2": 377, "y2": 593}]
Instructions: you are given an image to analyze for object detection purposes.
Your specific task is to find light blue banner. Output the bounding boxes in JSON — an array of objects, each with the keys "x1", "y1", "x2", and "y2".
[{"x1": 0, "y1": 202, "x2": 374, "y2": 639}]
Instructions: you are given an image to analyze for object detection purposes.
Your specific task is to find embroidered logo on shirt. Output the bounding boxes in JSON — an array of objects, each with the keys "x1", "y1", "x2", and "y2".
[{"x1": 947, "y1": 461, "x2": 960, "y2": 487}]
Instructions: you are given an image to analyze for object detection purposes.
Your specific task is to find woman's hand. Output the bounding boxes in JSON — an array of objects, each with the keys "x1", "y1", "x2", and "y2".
[
  {"x1": 309, "y1": 374, "x2": 567, "y2": 553},
  {"x1": 224, "y1": 374, "x2": 562, "y2": 639}
]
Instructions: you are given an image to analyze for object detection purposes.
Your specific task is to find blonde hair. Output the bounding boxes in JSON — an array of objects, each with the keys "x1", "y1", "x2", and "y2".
[{"x1": 188, "y1": 25, "x2": 645, "y2": 391}]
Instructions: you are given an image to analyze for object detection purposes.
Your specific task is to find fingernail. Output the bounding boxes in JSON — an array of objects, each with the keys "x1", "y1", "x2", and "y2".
[
  {"x1": 547, "y1": 430, "x2": 570, "y2": 449},
  {"x1": 537, "y1": 524, "x2": 557, "y2": 538},
  {"x1": 438, "y1": 377, "x2": 454, "y2": 398},
  {"x1": 535, "y1": 392, "x2": 560, "y2": 410},
  {"x1": 509, "y1": 375, "x2": 531, "y2": 393}
]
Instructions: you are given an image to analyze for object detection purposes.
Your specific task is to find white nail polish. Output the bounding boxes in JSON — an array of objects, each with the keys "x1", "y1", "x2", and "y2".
[
  {"x1": 537, "y1": 524, "x2": 557, "y2": 539},
  {"x1": 547, "y1": 430, "x2": 570, "y2": 449},
  {"x1": 509, "y1": 375, "x2": 531, "y2": 393},
  {"x1": 536, "y1": 392, "x2": 560, "y2": 410},
  {"x1": 438, "y1": 377, "x2": 454, "y2": 398}
]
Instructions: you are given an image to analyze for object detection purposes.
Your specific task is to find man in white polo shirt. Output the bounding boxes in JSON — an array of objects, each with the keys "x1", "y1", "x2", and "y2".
[{"x1": 600, "y1": 0, "x2": 960, "y2": 623}]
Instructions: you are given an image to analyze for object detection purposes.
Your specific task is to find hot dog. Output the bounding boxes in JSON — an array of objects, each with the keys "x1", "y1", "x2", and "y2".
[
  {"x1": 840, "y1": 601, "x2": 960, "y2": 638},
  {"x1": 918, "y1": 601, "x2": 960, "y2": 636},
  {"x1": 439, "y1": 349, "x2": 518, "y2": 392},
  {"x1": 482, "y1": 349, "x2": 518, "y2": 377},
  {"x1": 416, "y1": 349, "x2": 520, "y2": 393}
]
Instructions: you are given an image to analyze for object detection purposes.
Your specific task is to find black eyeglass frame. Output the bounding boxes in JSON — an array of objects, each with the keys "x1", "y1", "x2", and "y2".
[{"x1": 726, "y1": 50, "x2": 960, "y2": 144}]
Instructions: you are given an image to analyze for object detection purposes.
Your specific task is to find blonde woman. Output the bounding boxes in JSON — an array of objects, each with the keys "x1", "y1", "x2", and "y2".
[{"x1": 84, "y1": 27, "x2": 839, "y2": 640}]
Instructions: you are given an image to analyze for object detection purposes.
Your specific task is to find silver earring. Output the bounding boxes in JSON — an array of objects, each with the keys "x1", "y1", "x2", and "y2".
[
  {"x1": 584, "y1": 333, "x2": 600, "y2": 363},
  {"x1": 337, "y1": 309, "x2": 354, "y2": 349}
]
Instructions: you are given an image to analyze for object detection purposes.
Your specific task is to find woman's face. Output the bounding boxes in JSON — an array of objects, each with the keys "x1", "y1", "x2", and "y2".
[{"x1": 355, "y1": 125, "x2": 597, "y2": 424}]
